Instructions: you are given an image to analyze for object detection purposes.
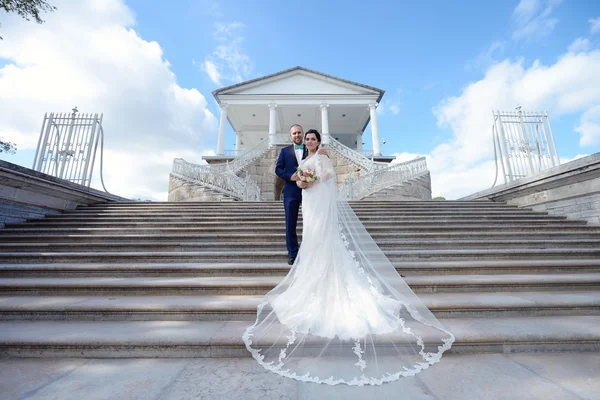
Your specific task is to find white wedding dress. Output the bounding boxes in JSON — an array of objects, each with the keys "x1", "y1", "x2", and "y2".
[{"x1": 243, "y1": 153, "x2": 454, "y2": 386}]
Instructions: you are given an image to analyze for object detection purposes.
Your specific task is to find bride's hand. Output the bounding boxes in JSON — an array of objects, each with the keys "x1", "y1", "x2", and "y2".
[{"x1": 296, "y1": 181, "x2": 308, "y2": 189}]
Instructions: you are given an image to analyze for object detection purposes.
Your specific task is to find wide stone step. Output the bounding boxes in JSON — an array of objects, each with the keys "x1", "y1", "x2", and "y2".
[
  {"x1": 81, "y1": 200, "x2": 513, "y2": 208},
  {"x1": 60, "y1": 208, "x2": 547, "y2": 216},
  {"x1": 0, "y1": 291, "x2": 599, "y2": 320},
  {"x1": 1, "y1": 316, "x2": 598, "y2": 358},
  {"x1": 3, "y1": 224, "x2": 597, "y2": 236},
  {"x1": 1, "y1": 231, "x2": 599, "y2": 243},
  {"x1": 3, "y1": 219, "x2": 588, "y2": 230},
  {"x1": 37, "y1": 213, "x2": 566, "y2": 223},
  {"x1": 2, "y1": 238, "x2": 600, "y2": 252},
  {"x1": 1, "y1": 248, "x2": 599, "y2": 263},
  {"x1": 1, "y1": 274, "x2": 599, "y2": 296},
  {"x1": 2, "y1": 259, "x2": 599, "y2": 277}
]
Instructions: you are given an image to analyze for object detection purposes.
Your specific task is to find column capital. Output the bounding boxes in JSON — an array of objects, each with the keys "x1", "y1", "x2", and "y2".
[
  {"x1": 320, "y1": 103, "x2": 330, "y2": 110},
  {"x1": 220, "y1": 102, "x2": 229, "y2": 110},
  {"x1": 368, "y1": 102, "x2": 378, "y2": 111},
  {"x1": 268, "y1": 102, "x2": 278, "y2": 110}
]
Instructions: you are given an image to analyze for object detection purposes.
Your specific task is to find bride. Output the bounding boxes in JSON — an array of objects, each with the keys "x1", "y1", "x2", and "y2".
[{"x1": 243, "y1": 129, "x2": 454, "y2": 386}]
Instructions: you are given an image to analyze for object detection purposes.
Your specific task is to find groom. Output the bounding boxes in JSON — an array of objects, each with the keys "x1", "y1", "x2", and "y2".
[{"x1": 276, "y1": 124, "x2": 327, "y2": 265}]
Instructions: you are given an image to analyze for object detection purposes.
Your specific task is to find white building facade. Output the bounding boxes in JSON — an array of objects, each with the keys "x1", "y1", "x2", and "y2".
[
  {"x1": 207, "y1": 66, "x2": 391, "y2": 161},
  {"x1": 169, "y1": 67, "x2": 430, "y2": 202}
]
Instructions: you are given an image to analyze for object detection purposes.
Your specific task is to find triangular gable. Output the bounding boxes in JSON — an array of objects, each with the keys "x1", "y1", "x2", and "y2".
[{"x1": 213, "y1": 66, "x2": 384, "y2": 98}]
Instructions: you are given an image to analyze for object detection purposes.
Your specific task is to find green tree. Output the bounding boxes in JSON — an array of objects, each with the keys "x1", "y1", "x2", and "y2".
[
  {"x1": 432, "y1": 196, "x2": 446, "y2": 201},
  {"x1": 1, "y1": 0, "x2": 56, "y2": 39},
  {"x1": 0, "y1": 138, "x2": 17, "y2": 154},
  {"x1": 1, "y1": 1, "x2": 56, "y2": 151}
]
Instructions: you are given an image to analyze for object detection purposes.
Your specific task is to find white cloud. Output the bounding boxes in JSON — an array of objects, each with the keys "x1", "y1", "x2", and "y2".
[
  {"x1": 466, "y1": 41, "x2": 505, "y2": 71},
  {"x1": 203, "y1": 22, "x2": 253, "y2": 85},
  {"x1": 391, "y1": 152, "x2": 422, "y2": 164},
  {"x1": 590, "y1": 17, "x2": 600, "y2": 34},
  {"x1": 0, "y1": 0, "x2": 217, "y2": 200},
  {"x1": 430, "y1": 48, "x2": 600, "y2": 199},
  {"x1": 568, "y1": 37, "x2": 590, "y2": 53},
  {"x1": 575, "y1": 105, "x2": 600, "y2": 147},
  {"x1": 512, "y1": 0, "x2": 563, "y2": 41},
  {"x1": 377, "y1": 89, "x2": 402, "y2": 117},
  {"x1": 203, "y1": 60, "x2": 221, "y2": 85}
]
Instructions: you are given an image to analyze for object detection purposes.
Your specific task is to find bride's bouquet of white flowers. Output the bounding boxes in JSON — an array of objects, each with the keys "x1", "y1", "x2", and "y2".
[{"x1": 296, "y1": 167, "x2": 318, "y2": 183}]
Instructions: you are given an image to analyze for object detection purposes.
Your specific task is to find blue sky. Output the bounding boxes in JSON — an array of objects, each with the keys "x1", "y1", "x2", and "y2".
[{"x1": 1, "y1": 0, "x2": 599, "y2": 199}]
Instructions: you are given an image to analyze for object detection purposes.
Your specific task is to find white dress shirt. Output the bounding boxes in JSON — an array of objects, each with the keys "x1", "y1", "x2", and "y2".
[{"x1": 294, "y1": 145, "x2": 304, "y2": 165}]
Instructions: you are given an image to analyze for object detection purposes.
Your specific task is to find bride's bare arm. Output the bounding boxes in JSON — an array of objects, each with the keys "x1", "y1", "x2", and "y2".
[{"x1": 316, "y1": 154, "x2": 335, "y2": 183}]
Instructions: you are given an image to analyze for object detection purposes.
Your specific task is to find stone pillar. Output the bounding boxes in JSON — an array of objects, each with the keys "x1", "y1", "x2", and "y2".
[
  {"x1": 235, "y1": 132, "x2": 242, "y2": 153},
  {"x1": 268, "y1": 102, "x2": 278, "y2": 147},
  {"x1": 357, "y1": 133, "x2": 363, "y2": 153},
  {"x1": 216, "y1": 103, "x2": 228, "y2": 156},
  {"x1": 369, "y1": 103, "x2": 381, "y2": 156},
  {"x1": 320, "y1": 103, "x2": 330, "y2": 144}
]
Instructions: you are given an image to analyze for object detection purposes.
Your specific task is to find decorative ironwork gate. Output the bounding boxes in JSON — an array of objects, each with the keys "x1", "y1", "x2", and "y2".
[
  {"x1": 32, "y1": 107, "x2": 109, "y2": 191},
  {"x1": 492, "y1": 108, "x2": 560, "y2": 186}
]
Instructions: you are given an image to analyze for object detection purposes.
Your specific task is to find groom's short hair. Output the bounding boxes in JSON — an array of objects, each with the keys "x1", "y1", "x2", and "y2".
[{"x1": 289, "y1": 124, "x2": 303, "y2": 133}]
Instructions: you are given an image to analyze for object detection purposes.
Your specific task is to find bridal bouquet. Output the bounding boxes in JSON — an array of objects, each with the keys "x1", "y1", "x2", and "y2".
[{"x1": 296, "y1": 167, "x2": 318, "y2": 184}]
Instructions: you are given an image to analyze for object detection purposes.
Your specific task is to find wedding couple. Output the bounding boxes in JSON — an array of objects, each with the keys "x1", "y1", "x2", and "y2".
[{"x1": 242, "y1": 124, "x2": 454, "y2": 386}]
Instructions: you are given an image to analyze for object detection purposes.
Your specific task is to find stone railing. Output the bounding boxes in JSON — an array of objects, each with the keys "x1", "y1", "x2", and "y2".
[
  {"x1": 171, "y1": 158, "x2": 260, "y2": 201},
  {"x1": 341, "y1": 157, "x2": 428, "y2": 200},
  {"x1": 326, "y1": 137, "x2": 385, "y2": 172},
  {"x1": 462, "y1": 152, "x2": 600, "y2": 225},
  {"x1": 214, "y1": 134, "x2": 291, "y2": 174},
  {"x1": 212, "y1": 141, "x2": 270, "y2": 175}
]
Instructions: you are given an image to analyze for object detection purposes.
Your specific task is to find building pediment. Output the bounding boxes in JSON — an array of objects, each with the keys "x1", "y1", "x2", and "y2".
[{"x1": 213, "y1": 66, "x2": 384, "y2": 99}]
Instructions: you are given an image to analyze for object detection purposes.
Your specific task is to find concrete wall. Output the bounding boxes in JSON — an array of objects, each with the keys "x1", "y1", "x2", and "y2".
[
  {"x1": 0, "y1": 160, "x2": 128, "y2": 228},
  {"x1": 462, "y1": 153, "x2": 600, "y2": 225}
]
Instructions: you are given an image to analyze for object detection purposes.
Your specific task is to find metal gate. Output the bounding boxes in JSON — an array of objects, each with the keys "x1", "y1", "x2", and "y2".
[
  {"x1": 32, "y1": 107, "x2": 109, "y2": 191},
  {"x1": 492, "y1": 108, "x2": 560, "y2": 185}
]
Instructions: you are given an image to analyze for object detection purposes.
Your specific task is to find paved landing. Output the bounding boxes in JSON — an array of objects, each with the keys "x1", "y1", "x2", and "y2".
[{"x1": 1, "y1": 353, "x2": 599, "y2": 399}]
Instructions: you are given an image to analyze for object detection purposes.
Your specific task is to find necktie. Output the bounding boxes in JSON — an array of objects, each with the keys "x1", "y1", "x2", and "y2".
[{"x1": 294, "y1": 145, "x2": 303, "y2": 149}]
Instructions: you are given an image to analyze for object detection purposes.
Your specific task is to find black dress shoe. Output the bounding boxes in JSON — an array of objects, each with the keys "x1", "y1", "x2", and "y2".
[{"x1": 288, "y1": 257, "x2": 295, "y2": 265}]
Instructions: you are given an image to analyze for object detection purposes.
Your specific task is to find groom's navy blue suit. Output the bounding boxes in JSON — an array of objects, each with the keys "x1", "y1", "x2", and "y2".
[{"x1": 276, "y1": 144, "x2": 308, "y2": 261}]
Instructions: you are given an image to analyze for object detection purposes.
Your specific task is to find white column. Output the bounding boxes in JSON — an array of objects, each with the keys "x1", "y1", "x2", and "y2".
[
  {"x1": 356, "y1": 133, "x2": 363, "y2": 153},
  {"x1": 320, "y1": 103, "x2": 330, "y2": 144},
  {"x1": 216, "y1": 103, "x2": 228, "y2": 156},
  {"x1": 235, "y1": 132, "x2": 242, "y2": 153},
  {"x1": 268, "y1": 102, "x2": 278, "y2": 147},
  {"x1": 369, "y1": 103, "x2": 381, "y2": 156}
]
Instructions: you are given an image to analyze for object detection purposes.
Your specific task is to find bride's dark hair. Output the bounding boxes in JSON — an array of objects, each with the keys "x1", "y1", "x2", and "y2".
[{"x1": 304, "y1": 129, "x2": 321, "y2": 149}]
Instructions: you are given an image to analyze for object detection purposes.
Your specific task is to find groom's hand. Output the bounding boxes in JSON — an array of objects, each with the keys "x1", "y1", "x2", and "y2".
[
  {"x1": 318, "y1": 148, "x2": 329, "y2": 157},
  {"x1": 291, "y1": 172, "x2": 299, "y2": 181}
]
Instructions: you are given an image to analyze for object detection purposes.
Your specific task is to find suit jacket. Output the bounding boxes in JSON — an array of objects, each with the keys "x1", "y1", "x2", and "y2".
[{"x1": 275, "y1": 144, "x2": 308, "y2": 202}]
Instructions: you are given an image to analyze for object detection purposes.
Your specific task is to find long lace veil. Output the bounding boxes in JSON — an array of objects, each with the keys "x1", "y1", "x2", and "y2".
[{"x1": 243, "y1": 152, "x2": 454, "y2": 386}]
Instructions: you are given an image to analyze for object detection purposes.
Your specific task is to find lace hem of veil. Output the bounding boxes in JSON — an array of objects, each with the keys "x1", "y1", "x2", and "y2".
[
  {"x1": 243, "y1": 153, "x2": 454, "y2": 386},
  {"x1": 242, "y1": 324, "x2": 454, "y2": 386}
]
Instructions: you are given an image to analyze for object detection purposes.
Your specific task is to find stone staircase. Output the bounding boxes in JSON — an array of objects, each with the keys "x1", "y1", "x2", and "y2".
[
  {"x1": 168, "y1": 176, "x2": 239, "y2": 202},
  {"x1": 0, "y1": 201, "x2": 599, "y2": 358},
  {"x1": 361, "y1": 172, "x2": 432, "y2": 201}
]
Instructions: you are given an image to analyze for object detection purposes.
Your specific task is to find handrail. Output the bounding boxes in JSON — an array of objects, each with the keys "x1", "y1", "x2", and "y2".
[
  {"x1": 326, "y1": 137, "x2": 386, "y2": 172},
  {"x1": 341, "y1": 157, "x2": 428, "y2": 200},
  {"x1": 171, "y1": 158, "x2": 261, "y2": 201},
  {"x1": 212, "y1": 134, "x2": 291, "y2": 174}
]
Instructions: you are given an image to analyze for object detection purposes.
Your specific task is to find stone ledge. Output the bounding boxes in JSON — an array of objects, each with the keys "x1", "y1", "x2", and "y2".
[
  {"x1": 462, "y1": 153, "x2": 600, "y2": 202},
  {"x1": 0, "y1": 160, "x2": 129, "y2": 227},
  {"x1": 461, "y1": 153, "x2": 600, "y2": 225}
]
